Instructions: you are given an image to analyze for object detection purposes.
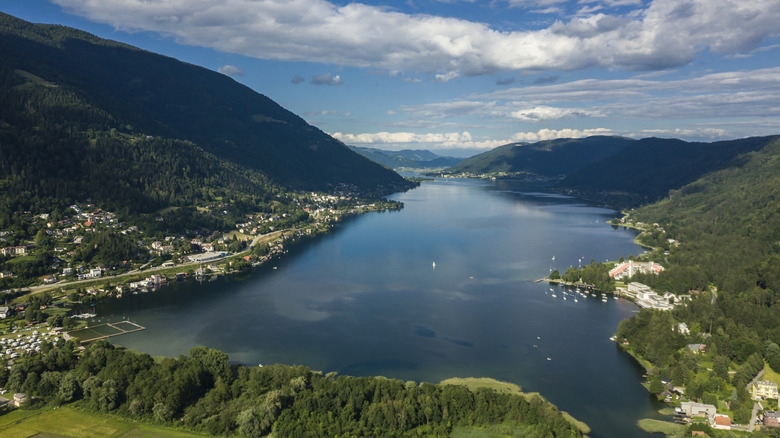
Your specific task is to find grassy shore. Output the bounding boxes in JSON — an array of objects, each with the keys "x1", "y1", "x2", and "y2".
[
  {"x1": 0, "y1": 406, "x2": 207, "y2": 438},
  {"x1": 440, "y1": 377, "x2": 591, "y2": 435},
  {"x1": 637, "y1": 418, "x2": 684, "y2": 437}
]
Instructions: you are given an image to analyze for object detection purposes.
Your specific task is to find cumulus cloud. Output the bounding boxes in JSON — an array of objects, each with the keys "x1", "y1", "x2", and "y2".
[
  {"x1": 508, "y1": 106, "x2": 604, "y2": 121},
  {"x1": 330, "y1": 128, "x2": 614, "y2": 150},
  {"x1": 311, "y1": 73, "x2": 343, "y2": 86},
  {"x1": 52, "y1": 0, "x2": 780, "y2": 77},
  {"x1": 217, "y1": 64, "x2": 244, "y2": 76},
  {"x1": 508, "y1": 128, "x2": 613, "y2": 141},
  {"x1": 331, "y1": 131, "x2": 473, "y2": 145}
]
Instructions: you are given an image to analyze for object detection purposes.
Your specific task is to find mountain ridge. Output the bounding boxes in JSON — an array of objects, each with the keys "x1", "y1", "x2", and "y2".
[{"x1": 0, "y1": 12, "x2": 413, "y2": 194}]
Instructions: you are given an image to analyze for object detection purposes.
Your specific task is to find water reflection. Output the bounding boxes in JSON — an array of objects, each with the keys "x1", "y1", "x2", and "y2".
[{"x1": 97, "y1": 177, "x2": 662, "y2": 437}]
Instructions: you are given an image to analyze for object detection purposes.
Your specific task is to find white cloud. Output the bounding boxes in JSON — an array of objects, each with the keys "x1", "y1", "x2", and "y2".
[
  {"x1": 311, "y1": 73, "x2": 343, "y2": 86},
  {"x1": 508, "y1": 128, "x2": 613, "y2": 141},
  {"x1": 217, "y1": 64, "x2": 244, "y2": 76},
  {"x1": 508, "y1": 106, "x2": 604, "y2": 121},
  {"x1": 53, "y1": 0, "x2": 780, "y2": 77},
  {"x1": 330, "y1": 128, "x2": 614, "y2": 150},
  {"x1": 331, "y1": 131, "x2": 474, "y2": 145}
]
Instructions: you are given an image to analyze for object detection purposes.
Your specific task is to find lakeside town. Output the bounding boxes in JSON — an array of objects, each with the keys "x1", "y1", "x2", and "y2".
[{"x1": 538, "y1": 216, "x2": 780, "y2": 434}]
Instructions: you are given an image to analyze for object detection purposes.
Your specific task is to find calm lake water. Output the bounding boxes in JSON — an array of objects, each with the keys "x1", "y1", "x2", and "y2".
[{"x1": 97, "y1": 177, "x2": 664, "y2": 437}]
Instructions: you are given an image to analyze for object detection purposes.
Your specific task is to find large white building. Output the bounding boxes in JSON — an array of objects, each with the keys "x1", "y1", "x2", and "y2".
[{"x1": 609, "y1": 260, "x2": 664, "y2": 279}]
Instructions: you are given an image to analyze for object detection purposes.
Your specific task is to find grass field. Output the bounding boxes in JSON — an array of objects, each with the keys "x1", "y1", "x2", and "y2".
[
  {"x1": 0, "y1": 406, "x2": 206, "y2": 438},
  {"x1": 764, "y1": 362, "x2": 780, "y2": 386},
  {"x1": 637, "y1": 418, "x2": 684, "y2": 437}
]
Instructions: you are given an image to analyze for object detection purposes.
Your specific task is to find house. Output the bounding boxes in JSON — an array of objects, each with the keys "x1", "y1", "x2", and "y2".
[
  {"x1": 713, "y1": 414, "x2": 731, "y2": 430},
  {"x1": 12, "y1": 393, "x2": 28, "y2": 407},
  {"x1": 765, "y1": 415, "x2": 779, "y2": 428},
  {"x1": 0, "y1": 271, "x2": 13, "y2": 278},
  {"x1": 687, "y1": 344, "x2": 706, "y2": 354},
  {"x1": 751, "y1": 380, "x2": 779, "y2": 400},
  {"x1": 42, "y1": 275, "x2": 57, "y2": 284},
  {"x1": 678, "y1": 401, "x2": 717, "y2": 419},
  {"x1": 0, "y1": 306, "x2": 11, "y2": 319},
  {"x1": 678, "y1": 323, "x2": 690, "y2": 335}
]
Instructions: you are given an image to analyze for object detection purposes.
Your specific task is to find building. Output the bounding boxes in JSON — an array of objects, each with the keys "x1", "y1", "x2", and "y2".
[
  {"x1": 678, "y1": 323, "x2": 690, "y2": 335},
  {"x1": 12, "y1": 393, "x2": 28, "y2": 407},
  {"x1": 687, "y1": 344, "x2": 706, "y2": 354},
  {"x1": 609, "y1": 260, "x2": 665, "y2": 279},
  {"x1": 751, "y1": 380, "x2": 779, "y2": 400},
  {"x1": 678, "y1": 401, "x2": 717, "y2": 419},
  {"x1": 628, "y1": 282, "x2": 675, "y2": 310},
  {"x1": 713, "y1": 414, "x2": 731, "y2": 430}
]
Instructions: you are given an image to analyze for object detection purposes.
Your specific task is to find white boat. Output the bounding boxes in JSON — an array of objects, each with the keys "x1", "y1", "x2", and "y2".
[
  {"x1": 432, "y1": 261, "x2": 436, "y2": 269},
  {"x1": 551, "y1": 293, "x2": 557, "y2": 298},
  {"x1": 602, "y1": 296, "x2": 608, "y2": 302}
]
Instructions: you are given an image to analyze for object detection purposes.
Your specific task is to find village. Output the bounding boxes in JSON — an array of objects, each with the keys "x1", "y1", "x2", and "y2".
[{"x1": 0, "y1": 192, "x2": 400, "y2": 296}]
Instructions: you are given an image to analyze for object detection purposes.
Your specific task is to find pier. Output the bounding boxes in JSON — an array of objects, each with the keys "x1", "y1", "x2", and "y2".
[{"x1": 67, "y1": 320, "x2": 146, "y2": 343}]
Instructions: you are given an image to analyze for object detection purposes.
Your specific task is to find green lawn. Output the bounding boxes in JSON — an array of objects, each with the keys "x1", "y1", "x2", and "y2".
[
  {"x1": 764, "y1": 362, "x2": 780, "y2": 386},
  {"x1": 637, "y1": 418, "x2": 684, "y2": 437},
  {"x1": 0, "y1": 406, "x2": 207, "y2": 438}
]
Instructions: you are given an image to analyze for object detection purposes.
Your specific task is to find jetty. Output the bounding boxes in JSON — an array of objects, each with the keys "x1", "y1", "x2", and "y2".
[{"x1": 67, "y1": 320, "x2": 146, "y2": 343}]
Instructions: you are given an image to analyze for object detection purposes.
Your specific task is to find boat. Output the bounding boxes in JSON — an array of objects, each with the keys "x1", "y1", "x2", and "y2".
[
  {"x1": 551, "y1": 293, "x2": 557, "y2": 298},
  {"x1": 432, "y1": 261, "x2": 436, "y2": 269},
  {"x1": 574, "y1": 297, "x2": 578, "y2": 303},
  {"x1": 602, "y1": 296, "x2": 608, "y2": 302}
]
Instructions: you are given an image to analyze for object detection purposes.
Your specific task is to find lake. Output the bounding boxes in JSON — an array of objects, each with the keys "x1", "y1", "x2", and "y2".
[{"x1": 97, "y1": 177, "x2": 665, "y2": 437}]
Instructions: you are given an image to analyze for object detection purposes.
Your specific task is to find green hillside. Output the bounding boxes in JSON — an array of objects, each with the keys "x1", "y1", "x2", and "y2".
[
  {"x1": 442, "y1": 136, "x2": 634, "y2": 178},
  {"x1": 628, "y1": 136, "x2": 780, "y2": 295},
  {"x1": 0, "y1": 12, "x2": 412, "y2": 195},
  {"x1": 559, "y1": 136, "x2": 777, "y2": 206},
  {"x1": 613, "y1": 137, "x2": 780, "y2": 423}
]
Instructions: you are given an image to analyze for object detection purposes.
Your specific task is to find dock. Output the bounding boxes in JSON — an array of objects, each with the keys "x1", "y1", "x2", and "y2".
[{"x1": 67, "y1": 320, "x2": 146, "y2": 343}]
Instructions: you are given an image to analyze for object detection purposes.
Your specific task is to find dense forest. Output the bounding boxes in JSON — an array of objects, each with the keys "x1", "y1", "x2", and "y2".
[
  {"x1": 0, "y1": 12, "x2": 413, "y2": 194},
  {"x1": 440, "y1": 136, "x2": 634, "y2": 178},
  {"x1": 613, "y1": 137, "x2": 780, "y2": 425},
  {"x1": 0, "y1": 341, "x2": 584, "y2": 437},
  {"x1": 0, "y1": 11, "x2": 415, "y2": 238},
  {"x1": 559, "y1": 136, "x2": 778, "y2": 207}
]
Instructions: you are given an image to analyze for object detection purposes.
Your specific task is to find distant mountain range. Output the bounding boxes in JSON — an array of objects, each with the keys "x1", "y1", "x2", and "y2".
[
  {"x1": 349, "y1": 146, "x2": 463, "y2": 169},
  {"x1": 436, "y1": 134, "x2": 780, "y2": 207},
  {"x1": 0, "y1": 12, "x2": 413, "y2": 219},
  {"x1": 557, "y1": 136, "x2": 778, "y2": 205},
  {"x1": 441, "y1": 136, "x2": 634, "y2": 178}
]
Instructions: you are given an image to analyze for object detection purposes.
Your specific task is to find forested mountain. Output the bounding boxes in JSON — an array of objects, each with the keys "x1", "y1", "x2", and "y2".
[
  {"x1": 0, "y1": 12, "x2": 412, "y2": 203},
  {"x1": 613, "y1": 136, "x2": 780, "y2": 424},
  {"x1": 558, "y1": 136, "x2": 777, "y2": 206},
  {"x1": 349, "y1": 146, "x2": 463, "y2": 169},
  {"x1": 440, "y1": 136, "x2": 634, "y2": 177}
]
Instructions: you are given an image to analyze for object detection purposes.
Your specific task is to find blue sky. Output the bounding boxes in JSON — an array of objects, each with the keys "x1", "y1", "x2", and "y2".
[{"x1": 3, "y1": 0, "x2": 780, "y2": 156}]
